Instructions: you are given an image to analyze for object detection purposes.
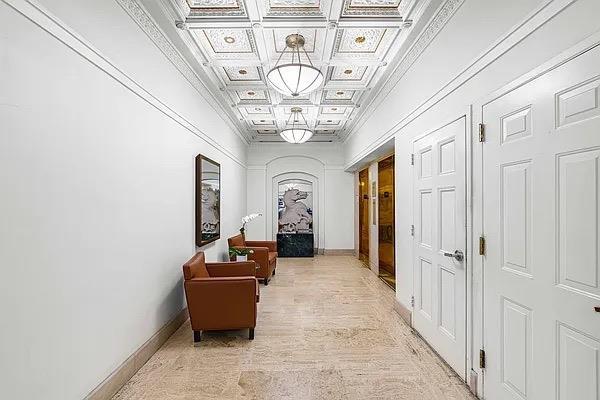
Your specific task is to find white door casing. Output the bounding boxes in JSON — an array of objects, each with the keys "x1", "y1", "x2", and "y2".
[
  {"x1": 480, "y1": 44, "x2": 600, "y2": 400},
  {"x1": 413, "y1": 116, "x2": 467, "y2": 378}
]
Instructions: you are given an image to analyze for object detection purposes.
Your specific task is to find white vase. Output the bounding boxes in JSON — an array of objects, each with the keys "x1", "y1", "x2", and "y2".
[{"x1": 236, "y1": 255, "x2": 248, "y2": 261}]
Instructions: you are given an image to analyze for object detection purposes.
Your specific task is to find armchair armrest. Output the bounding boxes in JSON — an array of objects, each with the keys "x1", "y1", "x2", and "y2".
[
  {"x1": 245, "y1": 240, "x2": 277, "y2": 253},
  {"x1": 206, "y1": 261, "x2": 257, "y2": 277},
  {"x1": 242, "y1": 247, "x2": 269, "y2": 267}
]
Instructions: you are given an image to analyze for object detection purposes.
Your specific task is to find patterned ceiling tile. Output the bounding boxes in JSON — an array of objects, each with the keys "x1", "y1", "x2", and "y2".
[
  {"x1": 264, "y1": 0, "x2": 322, "y2": 16},
  {"x1": 323, "y1": 90, "x2": 356, "y2": 101},
  {"x1": 245, "y1": 106, "x2": 272, "y2": 114},
  {"x1": 337, "y1": 28, "x2": 386, "y2": 53},
  {"x1": 348, "y1": 0, "x2": 400, "y2": 7},
  {"x1": 340, "y1": 0, "x2": 402, "y2": 17},
  {"x1": 187, "y1": 0, "x2": 247, "y2": 16},
  {"x1": 320, "y1": 106, "x2": 348, "y2": 114},
  {"x1": 188, "y1": 0, "x2": 239, "y2": 8},
  {"x1": 222, "y1": 66, "x2": 263, "y2": 82},
  {"x1": 201, "y1": 29, "x2": 255, "y2": 54},
  {"x1": 269, "y1": 0, "x2": 320, "y2": 8},
  {"x1": 251, "y1": 119, "x2": 276, "y2": 125},
  {"x1": 329, "y1": 66, "x2": 368, "y2": 81},
  {"x1": 237, "y1": 90, "x2": 269, "y2": 101},
  {"x1": 318, "y1": 119, "x2": 342, "y2": 125}
]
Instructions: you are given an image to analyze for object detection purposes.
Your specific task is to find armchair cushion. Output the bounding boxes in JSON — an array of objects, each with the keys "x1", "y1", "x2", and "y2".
[{"x1": 183, "y1": 252, "x2": 209, "y2": 280}]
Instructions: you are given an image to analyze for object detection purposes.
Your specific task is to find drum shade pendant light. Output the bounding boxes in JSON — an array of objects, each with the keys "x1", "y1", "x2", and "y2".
[
  {"x1": 280, "y1": 107, "x2": 314, "y2": 143},
  {"x1": 267, "y1": 34, "x2": 324, "y2": 97}
]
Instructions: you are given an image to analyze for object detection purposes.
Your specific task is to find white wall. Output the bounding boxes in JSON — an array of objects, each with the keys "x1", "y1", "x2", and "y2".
[
  {"x1": 246, "y1": 143, "x2": 354, "y2": 251},
  {"x1": 343, "y1": 0, "x2": 600, "y2": 310},
  {"x1": 0, "y1": 1, "x2": 247, "y2": 399}
]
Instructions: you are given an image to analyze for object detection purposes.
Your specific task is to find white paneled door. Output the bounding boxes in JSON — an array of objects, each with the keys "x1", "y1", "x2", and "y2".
[
  {"x1": 481, "y1": 45, "x2": 600, "y2": 400},
  {"x1": 413, "y1": 117, "x2": 467, "y2": 378}
]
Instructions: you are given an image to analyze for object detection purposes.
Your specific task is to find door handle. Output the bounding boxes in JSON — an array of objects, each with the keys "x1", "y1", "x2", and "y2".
[
  {"x1": 595, "y1": 306, "x2": 600, "y2": 313},
  {"x1": 443, "y1": 250, "x2": 464, "y2": 262}
]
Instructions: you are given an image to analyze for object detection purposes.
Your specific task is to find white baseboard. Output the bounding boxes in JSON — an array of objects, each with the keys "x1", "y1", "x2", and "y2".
[
  {"x1": 84, "y1": 308, "x2": 189, "y2": 400},
  {"x1": 393, "y1": 299, "x2": 412, "y2": 326}
]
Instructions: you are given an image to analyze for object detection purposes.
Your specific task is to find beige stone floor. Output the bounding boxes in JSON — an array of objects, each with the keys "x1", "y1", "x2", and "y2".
[{"x1": 112, "y1": 256, "x2": 476, "y2": 400}]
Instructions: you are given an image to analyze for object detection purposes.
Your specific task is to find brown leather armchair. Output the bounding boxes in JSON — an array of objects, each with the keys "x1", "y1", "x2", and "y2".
[
  {"x1": 228, "y1": 234, "x2": 277, "y2": 285},
  {"x1": 182, "y1": 252, "x2": 259, "y2": 343}
]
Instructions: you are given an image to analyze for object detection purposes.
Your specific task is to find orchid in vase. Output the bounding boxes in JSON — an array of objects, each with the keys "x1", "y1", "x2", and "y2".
[{"x1": 240, "y1": 213, "x2": 262, "y2": 235}]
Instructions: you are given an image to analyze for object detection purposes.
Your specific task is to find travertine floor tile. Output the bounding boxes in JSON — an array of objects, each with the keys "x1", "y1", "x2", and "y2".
[{"x1": 112, "y1": 256, "x2": 476, "y2": 400}]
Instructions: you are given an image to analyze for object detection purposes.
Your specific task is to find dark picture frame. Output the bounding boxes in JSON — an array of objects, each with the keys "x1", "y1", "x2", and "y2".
[{"x1": 195, "y1": 154, "x2": 221, "y2": 247}]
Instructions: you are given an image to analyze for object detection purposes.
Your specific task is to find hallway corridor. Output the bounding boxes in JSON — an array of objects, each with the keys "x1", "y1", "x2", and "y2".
[{"x1": 113, "y1": 256, "x2": 475, "y2": 400}]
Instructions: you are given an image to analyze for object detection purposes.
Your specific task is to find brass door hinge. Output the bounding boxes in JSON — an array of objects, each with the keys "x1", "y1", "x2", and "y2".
[
  {"x1": 479, "y1": 349, "x2": 486, "y2": 369},
  {"x1": 410, "y1": 224, "x2": 415, "y2": 236},
  {"x1": 479, "y1": 236, "x2": 486, "y2": 256},
  {"x1": 410, "y1": 153, "x2": 415, "y2": 166},
  {"x1": 479, "y1": 124, "x2": 486, "y2": 142}
]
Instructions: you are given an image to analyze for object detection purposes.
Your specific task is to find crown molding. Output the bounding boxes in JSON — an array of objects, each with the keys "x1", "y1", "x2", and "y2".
[
  {"x1": 116, "y1": 0, "x2": 251, "y2": 145},
  {"x1": 342, "y1": 0, "x2": 579, "y2": 169},
  {"x1": 342, "y1": 0, "x2": 464, "y2": 142},
  {"x1": 1, "y1": 0, "x2": 247, "y2": 166}
]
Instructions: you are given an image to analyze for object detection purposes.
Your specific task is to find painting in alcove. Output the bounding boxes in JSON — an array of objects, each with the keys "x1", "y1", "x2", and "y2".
[{"x1": 277, "y1": 180, "x2": 313, "y2": 233}]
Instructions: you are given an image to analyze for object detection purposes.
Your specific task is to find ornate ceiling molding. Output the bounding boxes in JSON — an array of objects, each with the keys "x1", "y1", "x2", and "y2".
[
  {"x1": 140, "y1": 0, "x2": 445, "y2": 142},
  {"x1": 343, "y1": 0, "x2": 465, "y2": 141},
  {"x1": 115, "y1": 0, "x2": 250, "y2": 143}
]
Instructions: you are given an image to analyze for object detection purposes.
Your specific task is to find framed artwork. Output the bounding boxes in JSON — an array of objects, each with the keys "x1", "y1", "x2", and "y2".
[{"x1": 195, "y1": 154, "x2": 220, "y2": 247}]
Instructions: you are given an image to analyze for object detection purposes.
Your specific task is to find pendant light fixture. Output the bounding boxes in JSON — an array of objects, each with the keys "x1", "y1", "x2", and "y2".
[
  {"x1": 267, "y1": 34, "x2": 324, "y2": 97},
  {"x1": 279, "y1": 107, "x2": 314, "y2": 144}
]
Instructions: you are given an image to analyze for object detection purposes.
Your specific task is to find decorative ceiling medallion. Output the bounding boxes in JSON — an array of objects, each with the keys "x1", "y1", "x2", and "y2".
[
  {"x1": 223, "y1": 66, "x2": 263, "y2": 82},
  {"x1": 272, "y1": 29, "x2": 318, "y2": 53},
  {"x1": 236, "y1": 90, "x2": 271, "y2": 103},
  {"x1": 321, "y1": 106, "x2": 347, "y2": 114},
  {"x1": 329, "y1": 66, "x2": 368, "y2": 81},
  {"x1": 337, "y1": 28, "x2": 386, "y2": 53},
  {"x1": 321, "y1": 90, "x2": 356, "y2": 102}
]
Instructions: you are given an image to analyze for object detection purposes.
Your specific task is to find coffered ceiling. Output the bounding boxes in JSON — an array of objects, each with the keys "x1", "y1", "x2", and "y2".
[{"x1": 165, "y1": 0, "x2": 435, "y2": 142}]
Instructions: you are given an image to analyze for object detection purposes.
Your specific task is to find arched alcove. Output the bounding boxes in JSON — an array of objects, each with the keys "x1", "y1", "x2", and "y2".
[{"x1": 265, "y1": 156, "x2": 325, "y2": 250}]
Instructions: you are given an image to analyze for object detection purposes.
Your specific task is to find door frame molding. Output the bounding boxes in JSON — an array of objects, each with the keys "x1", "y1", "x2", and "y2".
[
  {"x1": 410, "y1": 108, "x2": 473, "y2": 381},
  {"x1": 471, "y1": 31, "x2": 600, "y2": 399}
]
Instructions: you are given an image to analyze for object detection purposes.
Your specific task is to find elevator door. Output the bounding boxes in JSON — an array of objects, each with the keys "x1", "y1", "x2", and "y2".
[
  {"x1": 359, "y1": 168, "x2": 369, "y2": 261},
  {"x1": 378, "y1": 156, "x2": 395, "y2": 287}
]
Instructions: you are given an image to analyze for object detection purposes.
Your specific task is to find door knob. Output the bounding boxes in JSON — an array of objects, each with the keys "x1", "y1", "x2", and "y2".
[
  {"x1": 443, "y1": 250, "x2": 464, "y2": 262},
  {"x1": 595, "y1": 306, "x2": 600, "y2": 313}
]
